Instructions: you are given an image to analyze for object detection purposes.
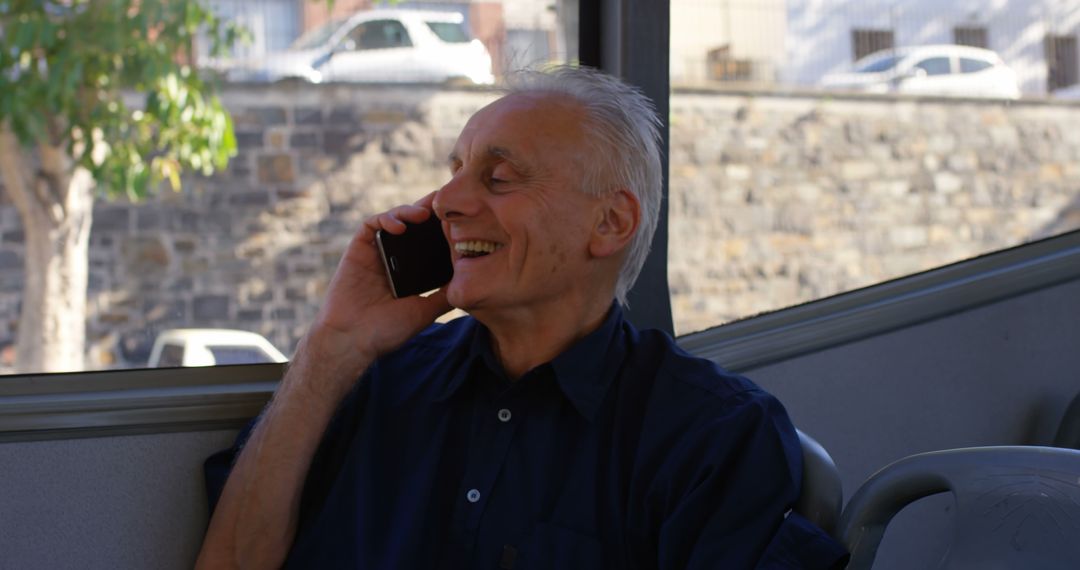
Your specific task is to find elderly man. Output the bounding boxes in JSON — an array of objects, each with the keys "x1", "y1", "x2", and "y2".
[{"x1": 197, "y1": 67, "x2": 845, "y2": 569}]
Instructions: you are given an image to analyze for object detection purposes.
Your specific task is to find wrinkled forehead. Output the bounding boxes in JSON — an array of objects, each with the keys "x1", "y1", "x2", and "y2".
[{"x1": 455, "y1": 92, "x2": 592, "y2": 161}]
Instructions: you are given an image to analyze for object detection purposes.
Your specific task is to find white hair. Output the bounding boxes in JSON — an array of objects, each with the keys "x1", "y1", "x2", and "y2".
[{"x1": 502, "y1": 66, "x2": 663, "y2": 306}]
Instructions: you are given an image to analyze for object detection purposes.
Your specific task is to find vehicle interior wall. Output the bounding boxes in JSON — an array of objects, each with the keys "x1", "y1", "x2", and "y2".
[
  {"x1": 0, "y1": 279, "x2": 1076, "y2": 569},
  {"x1": 745, "y1": 276, "x2": 1080, "y2": 570},
  {"x1": 0, "y1": 429, "x2": 238, "y2": 570}
]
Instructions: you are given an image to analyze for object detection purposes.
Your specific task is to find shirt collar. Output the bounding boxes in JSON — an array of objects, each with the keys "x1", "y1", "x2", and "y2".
[
  {"x1": 433, "y1": 303, "x2": 627, "y2": 422},
  {"x1": 548, "y1": 303, "x2": 626, "y2": 421}
]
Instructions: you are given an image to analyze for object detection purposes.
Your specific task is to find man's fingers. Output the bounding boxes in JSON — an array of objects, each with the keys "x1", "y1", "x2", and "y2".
[
  {"x1": 361, "y1": 205, "x2": 433, "y2": 237},
  {"x1": 397, "y1": 289, "x2": 452, "y2": 332}
]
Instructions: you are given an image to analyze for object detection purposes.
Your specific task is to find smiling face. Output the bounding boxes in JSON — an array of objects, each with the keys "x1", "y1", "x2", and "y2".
[{"x1": 432, "y1": 92, "x2": 617, "y2": 319}]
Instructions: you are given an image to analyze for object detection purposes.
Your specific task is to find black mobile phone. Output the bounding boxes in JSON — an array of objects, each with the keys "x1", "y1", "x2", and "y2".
[{"x1": 376, "y1": 215, "x2": 454, "y2": 298}]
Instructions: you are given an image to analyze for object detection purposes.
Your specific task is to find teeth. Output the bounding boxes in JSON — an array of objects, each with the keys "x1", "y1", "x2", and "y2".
[{"x1": 454, "y1": 241, "x2": 502, "y2": 255}]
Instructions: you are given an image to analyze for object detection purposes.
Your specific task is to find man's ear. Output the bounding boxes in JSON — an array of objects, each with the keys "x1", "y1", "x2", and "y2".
[{"x1": 589, "y1": 188, "x2": 640, "y2": 259}]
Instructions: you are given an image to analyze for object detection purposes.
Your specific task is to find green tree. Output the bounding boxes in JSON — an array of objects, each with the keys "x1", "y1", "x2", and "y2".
[{"x1": 0, "y1": 0, "x2": 245, "y2": 372}]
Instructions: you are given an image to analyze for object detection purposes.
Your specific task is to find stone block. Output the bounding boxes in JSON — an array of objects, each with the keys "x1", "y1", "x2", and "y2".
[
  {"x1": 234, "y1": 106, "x2": 287, "y2": 127},
  {"x1": 294, "y1": 106, "x2": 323, "y2": 125},
  {"x1": 290, "y1": 132, "x2": 319, "y2": 148},
  {"x1": 2, "y1": 231, "x2": 23, "y2": 244},
  {"x1": 0, "y1": 250, "x2": 20, "y2": 270},
  {"x1": 122, "y1": 236, "x2": 171, "y2": 272},
  {"x1": 235, "y1": 131, "x2": 264, "y2": 150},
  {"x1": 193, "y1": 295, "x2": 230, "y2": 320},
  {"x1": 323, "y1": 131, "x2": 359, "y2": 155},
  {"x1": 135, "y1": 210, "x2": 163, "y2": 230},
  {"x1": 840, "y1": 161, "x2": 877, "y2": 180},
  {"x1": 267, "y1": 129, "x2": 287, "y2": 150},
  {"x1": 257, "y1": 154, "x2": 296, "y2": 184},
  {"x1": 94, "y1": 207, "x2": 131, "y2": 232},
  {"x1": 143, "y1": 300, "x2": 186, "y2": 322},
  {"x1": 328, "y1": 106, "x2": 357, "y2": 124},
  {"x1": 725, "y1": 164, "x2": 751, "y2": 181},
  {"x1": 229, "y1": 191, "x2": 272, "y2": 207},
  {"x1": 238, "y1": 309, "x2": 264, "y2": 322},
  {"x1": 933, "y1": 172, "x2": 964, "y2": 194}
]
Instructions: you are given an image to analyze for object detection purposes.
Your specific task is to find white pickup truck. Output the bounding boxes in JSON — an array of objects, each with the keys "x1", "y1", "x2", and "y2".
[{"x1": 147, "y1": 329, "x2": 288, "y2": 367}]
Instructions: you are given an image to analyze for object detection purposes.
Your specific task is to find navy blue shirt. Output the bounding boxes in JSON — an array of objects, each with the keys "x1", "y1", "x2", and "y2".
[{"x1": 207, "y1": 305, "x2": 846, "y2": 569}]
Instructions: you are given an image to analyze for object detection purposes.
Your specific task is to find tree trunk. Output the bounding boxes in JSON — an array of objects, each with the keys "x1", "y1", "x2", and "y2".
[{"x1": 0, "y1": 124, "x2": 93, "y2": 373}]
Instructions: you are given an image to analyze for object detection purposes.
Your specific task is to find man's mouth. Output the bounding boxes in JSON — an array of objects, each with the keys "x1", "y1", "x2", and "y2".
[{"x1": 454, "y1": 240, "x2": 503, "y2": 258}]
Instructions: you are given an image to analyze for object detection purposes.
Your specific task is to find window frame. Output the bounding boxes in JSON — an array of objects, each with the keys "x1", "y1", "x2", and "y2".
[{"x1": 3, "y1": 1, "x2": 1080, "y2": 443}]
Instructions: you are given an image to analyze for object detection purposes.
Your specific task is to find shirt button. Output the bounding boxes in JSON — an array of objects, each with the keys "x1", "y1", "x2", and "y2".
[
  {"x1": 466, "y1": 489, "x2": 481, "y2": 503},
  {"x1": 497, "y1": 408, "x2": 512, "y2": 422}
]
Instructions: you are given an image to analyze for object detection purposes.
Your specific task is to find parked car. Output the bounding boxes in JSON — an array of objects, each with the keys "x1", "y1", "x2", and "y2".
[
  {"x1": 216, "y1": 8, "x2": 494, "y2": 85},
  {"x1": 1051, "y1": 83, "x2": 1080, "y2": 99},
  {"x1": 819, "y1": 45, "x2": 1020, "y2": 99},
  {"x1": 148, "y1": 329, "x2": 288, "y2": 367}
]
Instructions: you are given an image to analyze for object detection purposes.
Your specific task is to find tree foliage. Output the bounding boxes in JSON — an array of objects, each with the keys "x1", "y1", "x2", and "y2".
[{"x1": 0, "y1": 0, "x2": 248, "y2": 199}]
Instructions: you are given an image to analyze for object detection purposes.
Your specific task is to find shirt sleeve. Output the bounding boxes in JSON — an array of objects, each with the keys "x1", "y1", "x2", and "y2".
[
  {"x1": 654, "y1": 389, "x2": 805, "y2": 570},
  {"x1": 202, "y1": 369, "x2": 373, "y2": 519}
]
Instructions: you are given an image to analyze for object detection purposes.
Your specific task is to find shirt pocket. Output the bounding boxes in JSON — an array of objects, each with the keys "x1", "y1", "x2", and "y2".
[{"x1": 514, "y1": 521, "x2": 604, "y2": 570}]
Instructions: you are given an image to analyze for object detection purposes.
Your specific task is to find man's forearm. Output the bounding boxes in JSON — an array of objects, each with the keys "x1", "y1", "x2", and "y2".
[{"x1": 195, "y1": 337, "x2": 372, "y2": 569}]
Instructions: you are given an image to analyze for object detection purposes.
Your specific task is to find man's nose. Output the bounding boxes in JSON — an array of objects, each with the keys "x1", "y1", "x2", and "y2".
[{"x1": 433, "y1": 171, "x2": 483, "y2": 221}]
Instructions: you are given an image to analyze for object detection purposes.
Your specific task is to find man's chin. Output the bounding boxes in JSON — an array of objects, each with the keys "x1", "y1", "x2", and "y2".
[{"x1": 444, "y1": 283, "x2": 481, "y2": 313}]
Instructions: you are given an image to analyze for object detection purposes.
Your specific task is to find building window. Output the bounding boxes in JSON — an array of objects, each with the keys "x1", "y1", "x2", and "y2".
[
  {"x1": 1045, "y1": 34, "x2": 1079, "y2": 91},
  {"x1": 852, "y1": 28, "x2": 894, "y2": 61},
  {"x1": 706, "y1": 45, "x2": 754, "y2": 82},
  {"x1": 954, "y1": 25, "x2": 988, "y2": 49}
]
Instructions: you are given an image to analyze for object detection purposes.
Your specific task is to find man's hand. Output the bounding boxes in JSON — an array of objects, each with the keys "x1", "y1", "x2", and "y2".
[
  {"x1": 301, "y1": 193, "x2": 452, "y2": 403},
  {"x1": 195, "y1": 196, "x2": 451, "y2": 570}
]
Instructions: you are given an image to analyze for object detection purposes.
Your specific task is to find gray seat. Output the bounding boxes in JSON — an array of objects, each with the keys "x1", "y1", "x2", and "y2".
[
  {"x1": 795, "y1": 429, "x2": 843, "y2": 537},
  {"x1": 837, "y1": 446, "x2": 1080, "y2": 570}
]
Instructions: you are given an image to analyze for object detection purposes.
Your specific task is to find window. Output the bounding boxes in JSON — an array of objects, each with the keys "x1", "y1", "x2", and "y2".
[
  {"x1": 706, "y1": 45, "x2": 754, "y2": 82},
  {"x1": 348, "y1": 20, "x2": 412, "y2": 50},
  {"x1": 959, "y1": 57, "x2": 993, "y2": 74},
  {"x1": 856, "y1": 55, "x2": 902, "y2": 73},
  {"x1": 0, "y1": 0, "x2": 571, "y2": 376},
  {"x1": 852, "y1": 29, "x2": 895, "y2": 61},
  {"x1": 1045, "y1": 34, "x2": 1079, "y2": 91},
  {"x1": 427, "y1": 22, "x2": 470, "y2": 44},
  {"x1": 668, "y1": 1, "x2": 1080, "y2": 335},
  {"x1": 208, "y1": 346, "x2": 277, "y2": 365},
  {"x1": 953, "y1": 25, "x2": 988, "y2": 49},
  {"x1": 915, "y1": 57, "x2": 952, "y2": 76}
]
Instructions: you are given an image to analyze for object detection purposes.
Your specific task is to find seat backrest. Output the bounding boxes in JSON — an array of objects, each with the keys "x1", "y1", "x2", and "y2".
[
  {"x1": 795, "y1": 429, "x2": 844, "y2": 537},
  {"x1": 837, "y1": 446, "x2": 1080, "y2": 570}
]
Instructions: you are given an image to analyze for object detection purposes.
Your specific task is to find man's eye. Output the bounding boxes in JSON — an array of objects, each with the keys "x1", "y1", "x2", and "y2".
[{"x1": 490, "y1": 164, "x2": 516, "y2": 184}]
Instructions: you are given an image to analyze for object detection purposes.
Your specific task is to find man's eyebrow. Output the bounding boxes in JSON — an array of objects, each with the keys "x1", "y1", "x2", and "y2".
[
  {"x1": 488, "y1": 146, "x2": 532, "y2": 173},
  {"x1": 446, "y1": 146, "x2": 529, "y2": 171}
]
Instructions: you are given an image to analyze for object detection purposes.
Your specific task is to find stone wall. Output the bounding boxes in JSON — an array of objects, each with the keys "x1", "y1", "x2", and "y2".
[
  {"x1": 667, "y1": 92, "x2": 1080, "y2": 333},
  {"x1": 0, "y1": 84, "x2": 1078, "y2": 368}
]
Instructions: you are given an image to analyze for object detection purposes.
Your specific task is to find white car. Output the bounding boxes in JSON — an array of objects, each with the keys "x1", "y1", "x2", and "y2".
[
  {"x1": 148, "y1": 329, "x2": 288, "y2": 367},
  {"x1": 820, "y1": 45, "x2": 1020, "y2": 99},
  {"x1": 221, "y1": 8, "x2": 494, "y2": 85}
]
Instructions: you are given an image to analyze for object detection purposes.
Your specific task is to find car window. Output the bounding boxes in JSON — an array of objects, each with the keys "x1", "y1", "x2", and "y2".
[
  {"x1": 427, "y1": 21, "x2": 470, "y2": 43},
  {"x1": 856, "y1": 54, "x2": 902, "y2": 73},
  {"x1": 348, "y1": 19, "x2": 413, "y2": 50},
  {"x1": 207, "y1": 346, "x2": 276, "y2": 365},
  {"x1": 156, "y1": 344, "x2": 185, "y2": 368},
  {"x1": 959, "y1": 57, "x2": 993, "y2": 73},
  {"x1": 914, "y1": 57, "x2": 952, "y2": 76},
  {"x1": 291, "y1": 17, "x2": 347, "y2": 50}
]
